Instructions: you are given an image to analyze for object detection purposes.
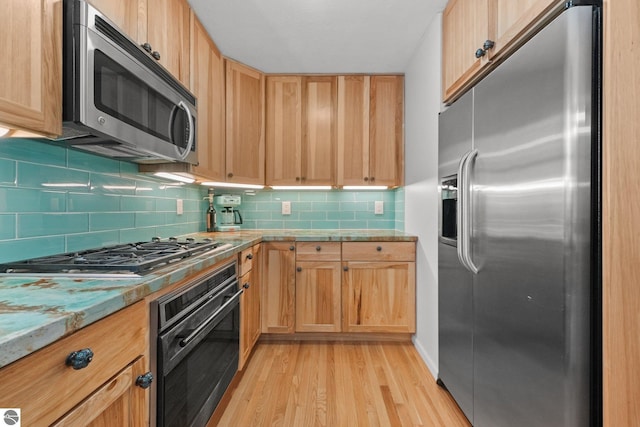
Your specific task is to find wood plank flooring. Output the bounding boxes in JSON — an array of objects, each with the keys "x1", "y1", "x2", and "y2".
[{"x1": 214, "y1": 341, "x2": 470, "y2": 426}]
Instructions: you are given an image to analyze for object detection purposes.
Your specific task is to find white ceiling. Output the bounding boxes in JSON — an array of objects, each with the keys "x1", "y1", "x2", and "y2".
[{"x1": 187, "y1": 0, "x2": 448, "y2": 74}]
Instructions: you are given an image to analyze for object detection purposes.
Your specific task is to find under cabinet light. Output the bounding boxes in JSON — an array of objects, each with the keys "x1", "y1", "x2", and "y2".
[
  {"x1": 0, "y1": 126, "x2": 10, "y2": 138},
  {"x1": 271, "y1": 186, "x2": 332, "y2": 190},
  {"x1": 343, "y1": 186, "x2": 389, "y2": 190},
  {"x1": 154, "y1": 172, "x2": 195, "y2": 184},
  {"x1": 201, "y1": 182, "x2": 265, "y2": 190}
]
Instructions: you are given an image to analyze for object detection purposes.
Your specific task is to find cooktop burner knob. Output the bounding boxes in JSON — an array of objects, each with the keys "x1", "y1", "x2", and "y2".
[
  {"x1": 152, "y1": 237, "x2": 161, "y2": 242},
  {"x1": 186, "y1": 238, "x2": 195, "y2": 243},
  {"x1": 169, "y1": 237, "x2": 177, "y2": 242}
]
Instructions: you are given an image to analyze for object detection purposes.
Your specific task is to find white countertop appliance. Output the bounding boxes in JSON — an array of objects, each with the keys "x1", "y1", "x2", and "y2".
[{"x1": 214, "y1": 195, "x2": 243, "y2": 232}]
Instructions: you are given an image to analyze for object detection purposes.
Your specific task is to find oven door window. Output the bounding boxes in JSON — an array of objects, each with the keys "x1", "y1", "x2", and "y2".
[{"x1": 93, "y1": 50, "x2": 191, "y2": 151}]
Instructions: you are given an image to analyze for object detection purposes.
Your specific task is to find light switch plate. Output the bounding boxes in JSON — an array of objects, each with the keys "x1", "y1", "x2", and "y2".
[
  {"x1": 374, "y1": 201, "x2": 384, "y2": 215},
  {"x1": 282, "y1": 201, "x2": 291, "y2": 215},
  {"x1": 176, "y1": 199, "x2": 184, "y2": 215}
]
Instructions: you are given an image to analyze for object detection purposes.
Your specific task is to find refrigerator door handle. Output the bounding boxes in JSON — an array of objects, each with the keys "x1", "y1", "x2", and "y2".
[{"x1": 458, "y1": 149, "x2": 479, "y2": 274}]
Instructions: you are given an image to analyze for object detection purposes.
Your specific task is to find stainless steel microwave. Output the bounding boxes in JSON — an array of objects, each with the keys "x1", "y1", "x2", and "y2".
[{"x1": 59, "y1": 0, "x2": 198, "y2": 164}]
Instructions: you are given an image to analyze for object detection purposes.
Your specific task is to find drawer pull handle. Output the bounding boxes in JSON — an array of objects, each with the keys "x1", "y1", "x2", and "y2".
[
  {"x1": 136, "y1": 372, "x2": 154, "y2": 389},
  {"x1": 376, "y1": 246, "x2": 382, "y2": 252},
  {"x1": 246, "y1": 253, "x2": 253, "y2": 260},
  {"x1": 316, "y1": 245, "x2": 321, "y2": 251},
  {"x1": 296, "y1": 266, "x2": 302, "y2": 272},
  {"x1": 66, "y1": 348, "x2": 94, "y2": 370},
  {"x1": 343, "y1": 266, "x2": 349, "y2": 272},
  {"x1": 289, "y1": 245, "x2": 295, "y2": 251},
  {"x1": 243, "y1": 282, "x2": 250, "y2": 289}
]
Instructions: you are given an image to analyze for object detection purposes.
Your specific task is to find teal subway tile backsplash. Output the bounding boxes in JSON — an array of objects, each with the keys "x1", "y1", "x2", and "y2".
[
  {"x1": 0, "y1": 139, "x2": 404, "y2": 263},
  {"x1": 0, "y1": 139, "x2": 205, "y2": 263}
]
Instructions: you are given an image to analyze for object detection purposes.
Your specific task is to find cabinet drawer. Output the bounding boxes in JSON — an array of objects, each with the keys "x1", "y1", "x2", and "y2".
[
  {"x1": 0, "y1": 301, "x2": 146, "y2": 427},
  {"x1": 296, "y1": 242, "x2": 341, "y2": 261},
  {"x1": 238, "y1": 247, "x2": 254, "y2": 276},
  {"x1": 342, "y1": 242, "x2": 416, "y2": 261}
]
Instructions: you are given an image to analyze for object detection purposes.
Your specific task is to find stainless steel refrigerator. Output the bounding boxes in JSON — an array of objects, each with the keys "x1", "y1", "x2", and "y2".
[{"x1": 437, "y1": 4, "x2": 601, "y2": 427}]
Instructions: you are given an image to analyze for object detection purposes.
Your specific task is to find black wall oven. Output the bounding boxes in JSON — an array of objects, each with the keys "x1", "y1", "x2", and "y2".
[{"x1": 152, "y1": 261, "x2": 241, "y2": 427}]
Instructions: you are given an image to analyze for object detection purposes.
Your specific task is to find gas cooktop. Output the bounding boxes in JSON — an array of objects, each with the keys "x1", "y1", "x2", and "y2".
[{"x1": 0, "y1": 237, "x2": 231, "y2": 276}]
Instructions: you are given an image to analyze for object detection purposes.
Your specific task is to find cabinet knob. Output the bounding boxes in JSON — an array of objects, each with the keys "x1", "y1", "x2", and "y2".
[
  {"x1": 243, "y1": 282, "x2": 250, "y2": 289},
  {"x1": 246, "y1": 253, "x2": 253, "y2": 260},
  {"x1": 151, "y1": 51, "x2": 161, "y2": 61},
  {"x1": 296, "y1": 266, "x2": 302, "y2": 272},
  {"x1": 296, "y1": 177, "x2": 301, "y2": 181},
  {"x1": 289, "y1": 245, "x2": 295, "y2": 251},
  {"x1": 141, "y1": 42, "x2": 152, "y2": 53},
  {"x1": 343, "y1": 266, "x2": 349, "y2": 272},
  {"x1": 136, "y1": 372, "x2": 154, "y2": 389},
  {"x1": 316, "y1": 245, "x2": 321, "y2": 251},
  {"x1": 483, "y1": 39, "x2": 495, "y2": 51},
  {"x1": 66, "y1": 348, "x2": 94, "y2": 370},
  {"x1": 227, "y1": 173, "x2": 234, "y2": 178},
  {"x1": 376, "y1": 246, "x2": 382, "y2": 252},
  {"x1": 370, "y1": 177, "x2": 375, "y2": 182},
  {"x1": 364, "y1": 177, "x2": 369, "y2": 182},
  {"x1": 475, "y1": 48, "x2": 486, "y2": 58}
]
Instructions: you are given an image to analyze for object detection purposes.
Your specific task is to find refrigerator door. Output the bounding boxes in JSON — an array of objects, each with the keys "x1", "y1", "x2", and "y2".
[
  {"x1": 438, "y1": 91, "x2": 474, "y2": 422},
  {"x1": 471, "y1": 6, "x2": 593, "y2": 427}
]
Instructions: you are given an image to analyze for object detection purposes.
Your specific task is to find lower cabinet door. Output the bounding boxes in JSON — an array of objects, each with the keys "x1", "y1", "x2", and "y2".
[
  {"x1": 342, "y1": 261, "x2": 416, "y2": 333},
  {"x1": 53, "y1": 357, "x2": 147, "y2": 427},
  {"x1": 261, "y1": 242, "x2": 296, "y2": 333},
  {"x1": 295, "y1": 261, "x2": 342, "y2": 332}
]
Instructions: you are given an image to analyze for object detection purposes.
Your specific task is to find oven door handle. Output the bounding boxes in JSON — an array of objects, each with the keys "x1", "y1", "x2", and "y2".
[{"x1": 178, "y1": 288, "x2": 244, "y2": 348}]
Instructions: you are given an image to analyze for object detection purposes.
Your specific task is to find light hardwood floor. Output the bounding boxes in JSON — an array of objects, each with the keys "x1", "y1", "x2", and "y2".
[{"x1": 214, "y1": 341, "x2": 470, "y2": 426}]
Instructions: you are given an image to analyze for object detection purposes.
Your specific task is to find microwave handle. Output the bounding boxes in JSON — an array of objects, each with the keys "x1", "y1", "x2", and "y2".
[{"x1": 174, "y1": 101, "x2": 195, "y2": 161}]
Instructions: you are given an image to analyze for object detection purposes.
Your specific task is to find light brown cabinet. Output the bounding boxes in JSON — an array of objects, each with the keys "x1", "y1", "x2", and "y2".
[
  {"x1": 239, "y1": 245, "x2": 261, "y2": 370},
  {"x1": 337, "y1": 75, "x2": 404, "y2": 187},
  {"x1": 89, "y1": 0, "x2": 141, "y2": 41},
  {"x1": 190, "y1": 13, "x2": 226, "y2": 182},
  {"x1": 342, "y1": 242, "x2": 416, "y2": 333},
  {"x1": 261, "y1": 242, "x2": 296, "y2": 333},
  {"x1": 226, "y1": 60, "x2": 266, "y2": 185},
  {"x1": 302, "y1": 76, "x2": 337, "y2": 185},
  {"x1": 295, "y1": 242, "x2": 342, "y2": 332},
  {"x1": 442, "y1": 0, "x2": 563, "y2": 103},
  {"x1": 266, "y1": 76, "x2": 303, "y2": 186},
  {"x1": 0, "y1": 302, "x2": 149, "y2": 426},
  {"x1": 0, "y1": 0, "x2": 61, "y2": 137},
  {"x1": 265, "y1": 76, "x2": 337, "y2": 187}
]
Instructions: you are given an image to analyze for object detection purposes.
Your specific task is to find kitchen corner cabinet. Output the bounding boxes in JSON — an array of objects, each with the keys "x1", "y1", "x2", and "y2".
[
  {"x1": 190, "y1": 13, "x2": 226, "y2": 181},
  {"x1": 0, "y1": 302, "x2": 150, "y2": 426},
  {"x1": 239, "y1": 245, "x2": 261, "y2": 370},
  {"x1": 342, "y1": 242, "x2": 416, "y2": 333},
  {"x1": 442, "y1": 0, "x2": 562, "y2": 103},
  {"x1": 225, "y1": 60, "x2": 266, "y2": 185},
  {"x1": 0, "y1": 0, "x2": 62, "y2": 137},
  {"x1": 295, "y1": 242, "x2": 342, "y2": 332},
  {"x1": 261, "y1": 242, "x2": 296, "y2": 334},
  {"x1": 337, "y1": 75, "x2": 404, "y2": 187}
]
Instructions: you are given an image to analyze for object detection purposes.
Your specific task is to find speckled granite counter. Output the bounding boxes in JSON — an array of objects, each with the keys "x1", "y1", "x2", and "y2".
[{"x1": 0, "y1": 230, "x2": 416, "y2": 368}]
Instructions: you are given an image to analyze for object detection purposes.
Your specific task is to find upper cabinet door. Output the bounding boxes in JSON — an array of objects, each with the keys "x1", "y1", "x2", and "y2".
[
  {"x1": 226, "y1": 60, "x2": 266, "y2": 185},
  {"x1": 442, "y1": 0, "x2": 491, "y2": 103},
  {"x1": 302, "y1": 76, "x2": 337, "y2": 186},
  {"x1": 0, "y1": 0, "x2": 61, "y2": 137},
  {"x1": 146, "y1": 0, "x2": 191, "y2": 88},
  {"x1": 266, "y1": 76, "x2": 303, "y2": 186},
  {"x1": 191, "y1": 14, "x2": 226, "y2": 181},
  {"x1": 369, "y1": 75, "x2": 404, "y2": 187},
  {"x1": 89, "y1": 0, "x2": 141, "y2": 41},
  {"x1": 337, "y1": 75, "x2": 370, "y2": 186},
  {"x1": 491, "y1": 0, "x2": 561, "y2": 59}
]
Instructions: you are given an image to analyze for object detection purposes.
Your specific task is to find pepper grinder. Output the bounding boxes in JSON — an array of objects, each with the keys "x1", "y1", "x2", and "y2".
[{"x1": 206, "y1": 188, "x2": 217, "y2": 232}]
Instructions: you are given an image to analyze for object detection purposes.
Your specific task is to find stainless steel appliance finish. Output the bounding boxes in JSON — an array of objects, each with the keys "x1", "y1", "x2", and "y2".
[
  {"x1": 152, "y1": 261, "x2": 241, "y2": 427},
  {"x1": 438, "y1": 5, "x2": 599, "y2": 426},
  {"x1": 60, "y1": 0, "x2": 197, "y2": 164}
]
